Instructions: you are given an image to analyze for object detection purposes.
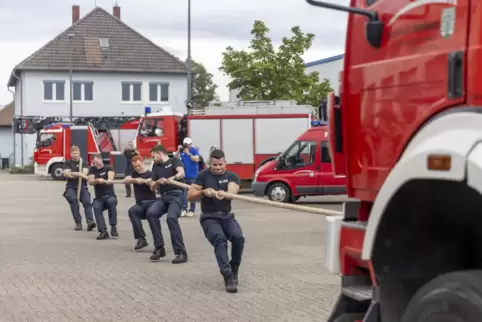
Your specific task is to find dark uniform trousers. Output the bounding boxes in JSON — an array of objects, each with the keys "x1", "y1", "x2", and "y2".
[
  {"x1": 63, "y1": 186, "x2": 94, "y2": 223},
  {"x1": 146, "y1": 190, "x2": 187, "y2": 254},
  {"x1": 200, "y1": 211, "x2": 245, "y2": 275},
  {"x1": 128, "y1": 200, "x2": 157, "y2": 239},
  {"x1": 92, "y1": 195, "x2": 118, "y2": 232}
]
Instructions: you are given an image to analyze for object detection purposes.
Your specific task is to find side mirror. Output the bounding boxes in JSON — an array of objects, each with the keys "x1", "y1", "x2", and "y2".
[{"x1": 306, "y1": 0, "x2": 383, "y2": 48}]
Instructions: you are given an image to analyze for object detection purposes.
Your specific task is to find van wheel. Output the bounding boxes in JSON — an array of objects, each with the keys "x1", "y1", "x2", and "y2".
[
  {"x1": 50, "y1": 164, "x2": 65, "y2": 181},
  {"x1": 267, "y1": 183, "x2": 292, "y2": 203},
  {"x1": 401, "y1": 270, "x2": 482, "y2": 322}
]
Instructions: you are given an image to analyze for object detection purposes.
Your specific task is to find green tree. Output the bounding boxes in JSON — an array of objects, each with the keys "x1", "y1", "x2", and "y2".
[
  {"x1": 187, "y1": 59, "x2": 218, "y2": 107},
  {"x1": 219, "y1": 20, "x2": 333, "y2": 106}
]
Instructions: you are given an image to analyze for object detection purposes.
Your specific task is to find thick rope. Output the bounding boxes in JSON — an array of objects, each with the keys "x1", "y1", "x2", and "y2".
[{"x1": 111, "y1": 179, "x2": 343, "y2": 217}]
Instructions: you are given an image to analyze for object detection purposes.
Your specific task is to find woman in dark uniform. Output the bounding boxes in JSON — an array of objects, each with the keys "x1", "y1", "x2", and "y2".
[{"x1": 123, "y1": 141, "x2": 139, "y2": 197}]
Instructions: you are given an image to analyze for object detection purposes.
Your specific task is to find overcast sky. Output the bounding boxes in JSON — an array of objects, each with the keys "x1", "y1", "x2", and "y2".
[{"x1": 0, "y1": 0, "x2": 348, "y2": 105}]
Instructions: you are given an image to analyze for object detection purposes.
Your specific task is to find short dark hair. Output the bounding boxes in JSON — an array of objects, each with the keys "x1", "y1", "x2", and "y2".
[
  {"x1": 91, "y1": 153, "x2": 102, "y2": 160},
  {"x1": 210, "y1": 149, "x2": 225, "y2": 160},
  {"x1": 151, "y1": 144, "x2": 167, "y2": 154}
]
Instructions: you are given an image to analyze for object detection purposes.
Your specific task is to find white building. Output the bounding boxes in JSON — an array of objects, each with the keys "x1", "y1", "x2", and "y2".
[
  {"x1": 7, "y1": 5, "x2": 188, "y2": 166},
  {"x1": 305, "y1": 54, "x2": 344, "y2": 95}
]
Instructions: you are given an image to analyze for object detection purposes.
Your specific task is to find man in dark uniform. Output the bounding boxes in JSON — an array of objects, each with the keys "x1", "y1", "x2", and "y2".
[
  {"x1": 188, "y1": 149, "x2": 245, "y2": 293},
  {"x1": 87, "y1": 154, "x2": 118, "y2": 240},
  {"x1": 147, "y1": 144, "x2": 188, "y2": 264},
  {"x1": 123, "y1": 141, "x2": 139, "y2": 198},
  {"x1": 123, "y1": 155, "x2": 157, "y2": 250},
  {"x1": 62, "y1": 145, "x2": 96, "y2": 231}
]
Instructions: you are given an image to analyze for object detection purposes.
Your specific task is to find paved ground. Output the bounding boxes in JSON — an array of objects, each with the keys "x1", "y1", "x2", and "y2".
[{"x1": 0, "y1": 173, "x2": 344, "y2": 322}]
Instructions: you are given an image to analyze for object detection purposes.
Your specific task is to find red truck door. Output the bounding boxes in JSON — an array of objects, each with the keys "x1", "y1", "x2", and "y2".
[
  {"x1": 37, "y1": 133, "x2": 63, "y2": 164},
  {"x1": 317, "y1": 140, "x2": 346, "y2": 195},
  {"x1": 345, "y1": 0, "x2": 469, "y2": 198}
]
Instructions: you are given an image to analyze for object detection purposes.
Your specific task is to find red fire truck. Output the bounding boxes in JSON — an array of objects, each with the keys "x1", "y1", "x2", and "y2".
[
  {"x1": 134, "y1": 101, "x2": 314, "y2": 180},
  {"x1": 307, "y1": 0, "x2": 482, "y2": 321}
]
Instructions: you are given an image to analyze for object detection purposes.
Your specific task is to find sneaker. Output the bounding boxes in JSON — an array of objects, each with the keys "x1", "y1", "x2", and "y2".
[
  {"x1": 134, "y1": 238, "x2": 148, "y2": 250},
  {"x1": 150, "y1": 246, "x2": 166, "y2": 261},
  {"x1": 110, "y1": 226, "x2": 118, "y2": 237},
  {"x1": 223, "y1": 273, "x2": 238, "y2": 293},
  {"x1": 180, "y1": 210, "x2": 187, "y2": 217},
  {"x1": 86, "y1": 220, "x2": 96, "y2": 231},
  {"x1": 187, "y1": 211, "x2": 195, "y2": 217},
  {"x1": 74, "y1": 222, "x2": 82, "y2": 231},
  {"x1": 96, "y1": 230, "x2": 110, "y2": 240},
  {"x1": 172, "y1": 253, "x2": 188, "y2": 264}
]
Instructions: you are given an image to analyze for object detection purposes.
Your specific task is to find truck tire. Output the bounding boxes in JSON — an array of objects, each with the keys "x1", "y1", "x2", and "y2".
[
  {"x1": 267, "y1": 182, "x2": 292, "y2": 203},
  {"x1": 401, "y1": 270, "x2": 482, "y2": 322},
  {"x1": 50, "y1": 164, "x2": 65, "y2": 181}
]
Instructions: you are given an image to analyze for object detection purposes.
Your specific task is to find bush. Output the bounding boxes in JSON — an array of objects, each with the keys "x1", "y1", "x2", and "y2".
[{"x1": 9, "y1": 164, "x2": 34, "y2": 174}]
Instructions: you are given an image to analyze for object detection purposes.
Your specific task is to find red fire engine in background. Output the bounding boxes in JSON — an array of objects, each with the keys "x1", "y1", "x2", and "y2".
[
  {"x1": 307, "y1": 0, "x2": 482, "y2": 321},
  {"x1": 34, "y1": 101, "x2": 314, "y2": 181}
]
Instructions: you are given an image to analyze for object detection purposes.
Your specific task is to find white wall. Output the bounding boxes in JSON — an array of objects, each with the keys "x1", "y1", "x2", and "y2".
[
  {"x1": 16, "y1": 70, "x2": 188, "y2": 117},
  {"x1": 0, "y1": 127, "x2": 13, "y2": 166},
  {"x1": 305, "y1": 58, "x2": 344, "y2": 95}
]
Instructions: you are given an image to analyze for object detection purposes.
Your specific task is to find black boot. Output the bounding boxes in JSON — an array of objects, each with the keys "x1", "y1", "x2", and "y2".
[
  {"x1": 172, "y1": 252, "x2": 188, "y2": 264},
  {"x1": 110, "y1": 226, "x2": 118, "y2": 237},
  {"x1": 135, "y1": 238, "x2": 148, "y2": 250},
  {"x1": 231, "y1": 264, "x2": 239, "y2": 286},
  {"x1": 150, "y1": 246, "x2": 166, "y2": 261},
  {"x1": 74, "y1": 222, "x2": 82, "y2": 231},
  {"x1": 222, "y1": 272, "x2": 238, "y2": 293},
  {"x1": 86, "y1": 220, "x2": 96, "y2": 231},
  {"x1": 96, "y1": 230, "x2": 110, "y2": 240}
]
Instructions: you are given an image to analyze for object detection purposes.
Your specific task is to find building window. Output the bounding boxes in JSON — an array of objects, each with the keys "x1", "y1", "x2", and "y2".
[
  {"x1": 73, "y1": 81, "x2": 94, "y2": 101},
  {"x1": 43, "y1": 81, "x2": 65, "y2": 101},
  {"x1": 149, "y1": 83, "x2": 169, "y2": 103},
  {"x1": 122, "y1": 82, "x2": 142, "y2": 102}
]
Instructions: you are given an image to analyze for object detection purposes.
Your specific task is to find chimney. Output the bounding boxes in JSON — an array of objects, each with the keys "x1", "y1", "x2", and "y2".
[
  {"x1": 72, "y1": 5, "x2": 80, "y2": 24},
  {"x1": 113, "y1": 5, "x2": 121, "y2": 19}
]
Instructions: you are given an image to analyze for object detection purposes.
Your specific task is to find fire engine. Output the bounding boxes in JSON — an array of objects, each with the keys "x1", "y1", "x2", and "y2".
[
  {"x1": 31, "y1": 101, "x2": 314, "y2": 181},
  {"x1": 307, "y1": 0, "x2": 482, "y2": 321}
]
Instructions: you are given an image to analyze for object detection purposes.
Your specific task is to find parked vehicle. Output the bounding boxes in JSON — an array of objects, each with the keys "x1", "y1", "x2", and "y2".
[{"x1": 252, "y1": 124, "x2": 346, "y2": 202}]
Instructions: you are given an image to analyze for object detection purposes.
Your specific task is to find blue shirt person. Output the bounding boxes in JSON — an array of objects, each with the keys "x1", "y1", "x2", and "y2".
[{"x1": 175, "y1": 137, "x2": 200, "y2": 217}]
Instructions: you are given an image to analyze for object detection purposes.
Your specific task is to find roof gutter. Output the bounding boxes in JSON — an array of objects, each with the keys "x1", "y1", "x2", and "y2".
[{"x1": 7, "y1": 80, "x2": 16, "y2": 168}]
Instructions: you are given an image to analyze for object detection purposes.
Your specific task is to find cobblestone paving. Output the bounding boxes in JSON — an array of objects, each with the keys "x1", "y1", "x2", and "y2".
[{"x1": 0, "y1": 173, "x2": 342, "y2": 322}]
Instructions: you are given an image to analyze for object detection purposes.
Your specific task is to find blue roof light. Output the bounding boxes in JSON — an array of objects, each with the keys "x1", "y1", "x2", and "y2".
[
  {"x1": 145, "y1": 106, "x2": 151, "y2": 115},
  {"x1": 311, "y1": 120, "x2": 328, "y2": 127}
]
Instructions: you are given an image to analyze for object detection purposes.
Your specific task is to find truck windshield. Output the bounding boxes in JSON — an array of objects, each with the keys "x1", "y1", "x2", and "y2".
[
  {"x1": 281, "y1": 140, "x2": 316, "y2": 168},
  {"x1": 39, "y1": 133, "x2": 56, "y2": 147},
  {"x1": 139, "y1": 118, "x2": 164, "y2": 137}
]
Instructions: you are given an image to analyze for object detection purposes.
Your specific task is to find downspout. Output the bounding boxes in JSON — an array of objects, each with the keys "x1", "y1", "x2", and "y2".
[
  {"x1": 11, "y1": 71, "x2": 23, "y2": 166},
  {"x1": 7, "y1": 85, "x2": 15, "y2": 167}
]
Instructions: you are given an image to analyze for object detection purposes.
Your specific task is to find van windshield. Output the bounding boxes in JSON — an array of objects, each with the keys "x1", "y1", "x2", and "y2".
[{"x1": 280, "y1": 140, "x2": 316, "y2": 168}]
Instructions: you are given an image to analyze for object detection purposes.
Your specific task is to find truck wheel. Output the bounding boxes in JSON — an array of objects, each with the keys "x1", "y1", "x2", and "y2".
[
  {"x1": 267, "y1": 182, "x2": 292, "y2": 203},
  {"x1": 50, "y1": 164, "x2": 65, "y2": 181},
  {"x1": 401, "y1": 270, "x2": 482, "y2": 322}
]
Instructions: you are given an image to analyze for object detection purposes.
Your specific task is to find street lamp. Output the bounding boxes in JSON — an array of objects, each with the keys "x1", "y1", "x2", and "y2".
[
  {"x1": 187, "y1": 0, "x2": 192, "y2": 103},
  {"x1": 67, "y1": 33, "x2": 75, "y2": 121}
]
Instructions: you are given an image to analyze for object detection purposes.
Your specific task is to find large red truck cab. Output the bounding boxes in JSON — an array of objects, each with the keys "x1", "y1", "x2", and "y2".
[
  {"x1": 133, "y1": 110, "x2": 184, "y2": 160},
  {"x1": 308, "y1": 0, "x2": 482, "y2": 321},
  {"x1": 252, "y1": 124, "x2": 346, "y2": 202},
  {"x1": 34, "y1": 123, "x2": 104, "y2": 180}
]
